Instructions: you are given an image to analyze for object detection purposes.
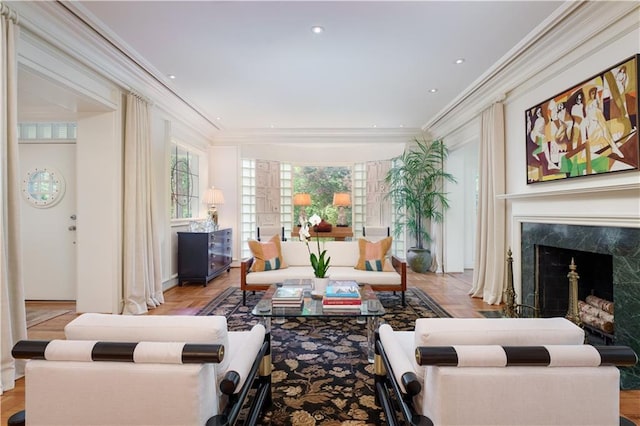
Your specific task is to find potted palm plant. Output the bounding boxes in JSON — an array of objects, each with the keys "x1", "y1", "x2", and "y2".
[{"x1": 385, "y1": 138, "x2": 456, "y2": 272}]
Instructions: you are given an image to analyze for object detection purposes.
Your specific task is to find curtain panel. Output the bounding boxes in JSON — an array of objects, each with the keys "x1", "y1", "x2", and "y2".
[
  {"x1": 122, "y1": 93, "x2": 163, "y2": 314},
  {"x1": 0, "y1": 4, "x2": 26, "y2": 393},
  {"x1": 469, "y1": 102, "x2": 506, "y2": 304}
]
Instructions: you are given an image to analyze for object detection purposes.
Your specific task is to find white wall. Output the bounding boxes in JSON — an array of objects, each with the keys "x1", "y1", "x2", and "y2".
[
  {"x1": 438, "y1": 117, "x2": 481, "y2": 273},
  {"x1": 432, "y1": 3, "x2": 639, "y2": 293},
  {"x1": 210, "y1": 145, "x2": 241, "y2": 261},
  {"x1": 76, "y1": 109, "x2": 123, "y2": 313}
]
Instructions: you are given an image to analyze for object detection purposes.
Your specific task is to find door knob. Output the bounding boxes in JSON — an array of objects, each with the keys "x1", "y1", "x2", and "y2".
[{"x1": 68, "y1": 225, "x2": 76, "y2": 231}]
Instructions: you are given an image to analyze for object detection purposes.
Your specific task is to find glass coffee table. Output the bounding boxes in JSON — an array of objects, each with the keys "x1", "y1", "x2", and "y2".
[{"x1": 251, "y1": 280, "x2": 386, "y2": 362}]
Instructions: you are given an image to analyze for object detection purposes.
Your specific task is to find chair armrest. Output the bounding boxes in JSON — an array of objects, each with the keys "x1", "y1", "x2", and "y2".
[
  {"x1": 391, "y1": 255, "x2": 407, "y2": 290},
  {"x1": 240, "y1": 257, "x2": 255, "y2": 289},
  {"x1": 378, "y1": 324, "x2": 421, "y2": 396},
  {"x1": 219, "y1": 324, "x2": 266, "y2": 394}
]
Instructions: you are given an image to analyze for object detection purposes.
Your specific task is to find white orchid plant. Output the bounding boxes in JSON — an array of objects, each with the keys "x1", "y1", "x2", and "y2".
[{"x1": 298, "y1": 214, "x2": 331, "y2": 278}]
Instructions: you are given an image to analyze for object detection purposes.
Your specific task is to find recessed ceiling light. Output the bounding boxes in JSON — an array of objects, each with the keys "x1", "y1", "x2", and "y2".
[
  {"x1": 168, "y1": 74, "x2": 176, "y2": 79},
  {"x1": 311, "y1": 26, "x2": 324, "y2": 34},
  {"x1": 399, "y1": 124, "x2": 404, "y2": 128},
  {"x1": 270, "y1": 124, "x2": 275, "y2": 128},
  {"x1": 372, "y1": 124, "x2": 377, "y2": 128},
  {"x1": 216, "y1": 117, "x2": 221, "y2": 121},
  {"x1": 455, "y1": 58, "x2": 465, "y2": 64},
  {"x1": 428, "y1": 88, "x2": 438, "y2": 93}
]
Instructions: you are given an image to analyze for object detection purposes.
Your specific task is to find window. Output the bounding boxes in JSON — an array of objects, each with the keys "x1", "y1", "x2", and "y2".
[
  {"x1": 18, "y1": 122, "x2": 77, "y2": 140},
  {"x1": 240, "y1": 159, "x2": 256, "y2": 259},
  {"x1": 170, "y1": 144, "x2": 199, "y2": 219},
  {"x1": 292, "y1": 165, "x2": 352, "y2": 226}
]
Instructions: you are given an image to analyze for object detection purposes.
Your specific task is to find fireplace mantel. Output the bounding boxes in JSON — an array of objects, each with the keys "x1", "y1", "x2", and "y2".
[{"x1": 497, "y1": 181, "x2": 640, "y2": 200}]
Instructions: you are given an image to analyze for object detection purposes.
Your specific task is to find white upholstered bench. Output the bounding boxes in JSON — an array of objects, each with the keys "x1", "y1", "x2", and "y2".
[
  {"x1": 374, "y1": 317, "x2": 637, "y2": 426},
  {"x1": 10, "y1": 313, "x2": 271, "y2": 426}
]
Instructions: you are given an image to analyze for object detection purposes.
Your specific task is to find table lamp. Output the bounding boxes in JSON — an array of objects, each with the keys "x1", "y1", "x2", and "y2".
[
  {"x1": 293, "y1": 193, "x2": 311, "y2": 226},
  {"x1": 203, "y1": 187, "x2": 225, "y2": 228},
  {"x1": 333, "y1": 193, "x2": 351, "y2": 227}
]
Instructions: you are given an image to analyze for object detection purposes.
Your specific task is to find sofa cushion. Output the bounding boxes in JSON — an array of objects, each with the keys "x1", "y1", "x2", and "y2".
[
  {"x1": 329, "y1": 267, "x2": 401, "y2": 285},
  {"x1": 355, "y1": 237, "x2": 394, "y2": 271},
  {"x1": 245, "y1": 266, "x2": 316, "y2": 284},
  {"x1": 323, "y1": 241, "x2": 359, "y2": 266},
  {"x1": 414, "y1": 317, "x2": 585, "y2": 348},
  {"x1": 281, "y1": 240, "x2": 318, "y2": 266},
  {"x1": 249, "y1": 235, "x2": 287, "y2": 272}
]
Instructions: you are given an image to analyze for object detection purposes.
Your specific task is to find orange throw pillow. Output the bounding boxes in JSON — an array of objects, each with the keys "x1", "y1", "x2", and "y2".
[
  {"x1": 355, "y1": 237, "x2": 394, "y2": 272},
  {"x1": 248, "y1": 235, "x2": 287, "y2": 272}
]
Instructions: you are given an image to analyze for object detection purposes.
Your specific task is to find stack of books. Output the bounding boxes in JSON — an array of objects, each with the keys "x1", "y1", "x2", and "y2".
[
  {"x1": 272, "y1": 287, "x2": 304, "y2": 308},
  {"x1": 322, "y1": 282, "x2": 362, "y2": 310}
]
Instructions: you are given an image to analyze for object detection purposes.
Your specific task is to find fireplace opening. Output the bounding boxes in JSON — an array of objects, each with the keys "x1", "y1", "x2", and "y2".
[{"x1": 535, "y1": 244, "x2": 614, "y2": 343}]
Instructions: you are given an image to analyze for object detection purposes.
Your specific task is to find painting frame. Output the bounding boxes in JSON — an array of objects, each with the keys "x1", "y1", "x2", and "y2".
[{"x1": 525, "y1": 54, "x2": 639, "y2": 184}]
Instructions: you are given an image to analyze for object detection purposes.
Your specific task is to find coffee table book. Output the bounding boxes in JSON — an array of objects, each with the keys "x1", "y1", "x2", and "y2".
[
  {"x1": 271, "y1": 299, "x2": 304, "y2": 308},
  {"x1": 272, "y1": 287, "x2": 303, "y2": 300},
  {"x1": 325, "y1": 282, "x2": 360, "y2": 298},
  {"x1": 321, "y1": 303, "x2": 362, "y2": 311}
]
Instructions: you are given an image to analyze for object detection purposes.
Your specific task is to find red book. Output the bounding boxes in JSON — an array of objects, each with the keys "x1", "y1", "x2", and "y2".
[{"x1": 322, "y1": 297, "x2": 362, "y2": 306}]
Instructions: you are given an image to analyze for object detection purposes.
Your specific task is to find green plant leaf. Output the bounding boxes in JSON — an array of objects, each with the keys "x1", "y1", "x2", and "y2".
[{"x1": 385, "y1": 137, "x2": 457, "y2": 249}]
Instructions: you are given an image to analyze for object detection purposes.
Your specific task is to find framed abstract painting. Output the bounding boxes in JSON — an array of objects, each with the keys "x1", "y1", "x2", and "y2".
[{"x1": 526, "y1": 54, "x2": 639, "y2": 184}]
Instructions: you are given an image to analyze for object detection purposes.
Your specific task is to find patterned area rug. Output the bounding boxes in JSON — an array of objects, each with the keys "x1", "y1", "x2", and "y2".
[{"x1": 198, "y1": 287, "x2": 450, "y2": 425}]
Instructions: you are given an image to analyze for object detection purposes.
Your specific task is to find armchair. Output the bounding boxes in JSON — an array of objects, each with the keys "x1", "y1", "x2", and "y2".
[
  {"x1": 9, "y1": 314, "x2": 271, "y2": 426},
  {"x1": 375, "y1": 317, "x2": 638, "y2": 426}
]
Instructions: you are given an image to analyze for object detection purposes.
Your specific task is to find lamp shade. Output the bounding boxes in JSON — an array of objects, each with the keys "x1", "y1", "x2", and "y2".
[
  {"x1": 203, "y1": 187, "x2": 225, "y2": 205},
  {"x1": 293, "y1": 193, "x2": 312, "y2": 206},
  {"x1": 332, "y1": 193, "x2": 351, "y2": 207}
]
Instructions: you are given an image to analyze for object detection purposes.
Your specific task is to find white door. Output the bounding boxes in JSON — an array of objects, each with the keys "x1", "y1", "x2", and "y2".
[{"x1": 19, "y1": 142, "x2": 77, "y2": 300}]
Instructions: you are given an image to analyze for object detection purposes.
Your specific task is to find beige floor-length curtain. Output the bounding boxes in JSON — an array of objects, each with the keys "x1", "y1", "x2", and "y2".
[
  {"x1": 0, "y1": 3, "x2": 26, "y2": 393},
  {"x1": 122, "y1": 93, "x2": 163, "y2": 315},
  {"x1": 469, "y1": 102, "x2": 506, "y2": 304}
]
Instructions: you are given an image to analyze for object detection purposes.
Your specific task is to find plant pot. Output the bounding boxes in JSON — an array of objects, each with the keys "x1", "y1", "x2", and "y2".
[
  {"x1": 407, "y1": 248, "x2": 432, "y2": 273},
  {"x1": 313, "y1": 277, "x2": 330, "y2": 294}
]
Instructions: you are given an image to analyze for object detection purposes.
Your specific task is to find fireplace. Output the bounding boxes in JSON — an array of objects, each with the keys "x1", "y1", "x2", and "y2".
[
  {"x1": 535, "y1": 245, "x2": 613, "y2": 318},
  {"x1": 521, "y1": 222, "x2": 640, "y2": 390}
]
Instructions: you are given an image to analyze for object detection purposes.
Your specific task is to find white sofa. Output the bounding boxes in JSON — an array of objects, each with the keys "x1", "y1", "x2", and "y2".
[
  {"x1": 241, "y1": 239, "x2": 406, "y2": 305},
  {"x1": 375, "y1": 317, "x2": 638, "y2": 426},
  {"x1": 10, "y1": 314, "x2": 271, "y2": 426}
]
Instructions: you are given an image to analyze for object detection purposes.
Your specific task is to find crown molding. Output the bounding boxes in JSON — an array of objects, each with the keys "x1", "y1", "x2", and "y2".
[
  {"x1": 10, "y1": 0, "x2": 218, "y2": 141},
  {"x1": 426, "y1": 1, "x2": 639, "y2": 139},
  {"x1": 212, "y1": 127, "x2": 419, "y2": 146}
]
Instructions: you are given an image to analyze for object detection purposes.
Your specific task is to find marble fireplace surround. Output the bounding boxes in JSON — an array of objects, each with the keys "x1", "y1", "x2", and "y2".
[{"x1": 518, "y1": 219, "x2": 639, "y2": 389}]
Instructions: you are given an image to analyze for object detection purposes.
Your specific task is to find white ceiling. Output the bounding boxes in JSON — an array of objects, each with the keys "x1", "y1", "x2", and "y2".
[{"x1": 21, "y1": 1, "x2": 565, "y2": 133}]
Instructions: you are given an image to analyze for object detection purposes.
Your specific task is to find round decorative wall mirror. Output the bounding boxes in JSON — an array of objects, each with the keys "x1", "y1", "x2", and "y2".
[{"x1": 21, "y1": 167, "x2": 65, "y2": 208}]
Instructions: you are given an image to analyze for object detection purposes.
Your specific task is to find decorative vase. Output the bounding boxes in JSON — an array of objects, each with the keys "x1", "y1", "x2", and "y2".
[
  {"x1": 407, "y1": 248, "x2": 432, "y2": 273},
  {"x1": 314, "y1": 277, "x2": 330, "y2": 294}
]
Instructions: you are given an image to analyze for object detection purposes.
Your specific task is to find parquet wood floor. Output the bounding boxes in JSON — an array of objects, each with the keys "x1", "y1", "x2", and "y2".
[{"x1": 2, "y1": 268, "x2": 638, "y2": 424}]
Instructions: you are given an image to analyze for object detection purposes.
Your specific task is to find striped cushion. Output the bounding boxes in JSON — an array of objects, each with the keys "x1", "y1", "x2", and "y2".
[
  {"x1": 12, "y1": 340, "x2": 225, "y2": 365},
  {"x1": 355, "y1": 237, "x2": 394, "y2": 272},
  {"x1": 249, "y1": 234, "x2": 287, "y2": 272},
  {"x1": 415, "y1": 345, "x2": 638, "y2": 367}
]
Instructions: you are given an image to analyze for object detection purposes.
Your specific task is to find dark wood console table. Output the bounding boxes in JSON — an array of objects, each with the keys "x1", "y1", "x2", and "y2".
[{"x1": 291, "y1": 226, "x2": 353, "y2": 241}]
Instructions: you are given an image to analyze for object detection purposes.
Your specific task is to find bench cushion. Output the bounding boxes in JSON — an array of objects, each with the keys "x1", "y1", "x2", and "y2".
[
  {"x1": 64, "y1": 313, "x2": 232, "y2": 374},
  {"x1": 414, "y1": 317, "x2": 585, "y2": 348}
]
